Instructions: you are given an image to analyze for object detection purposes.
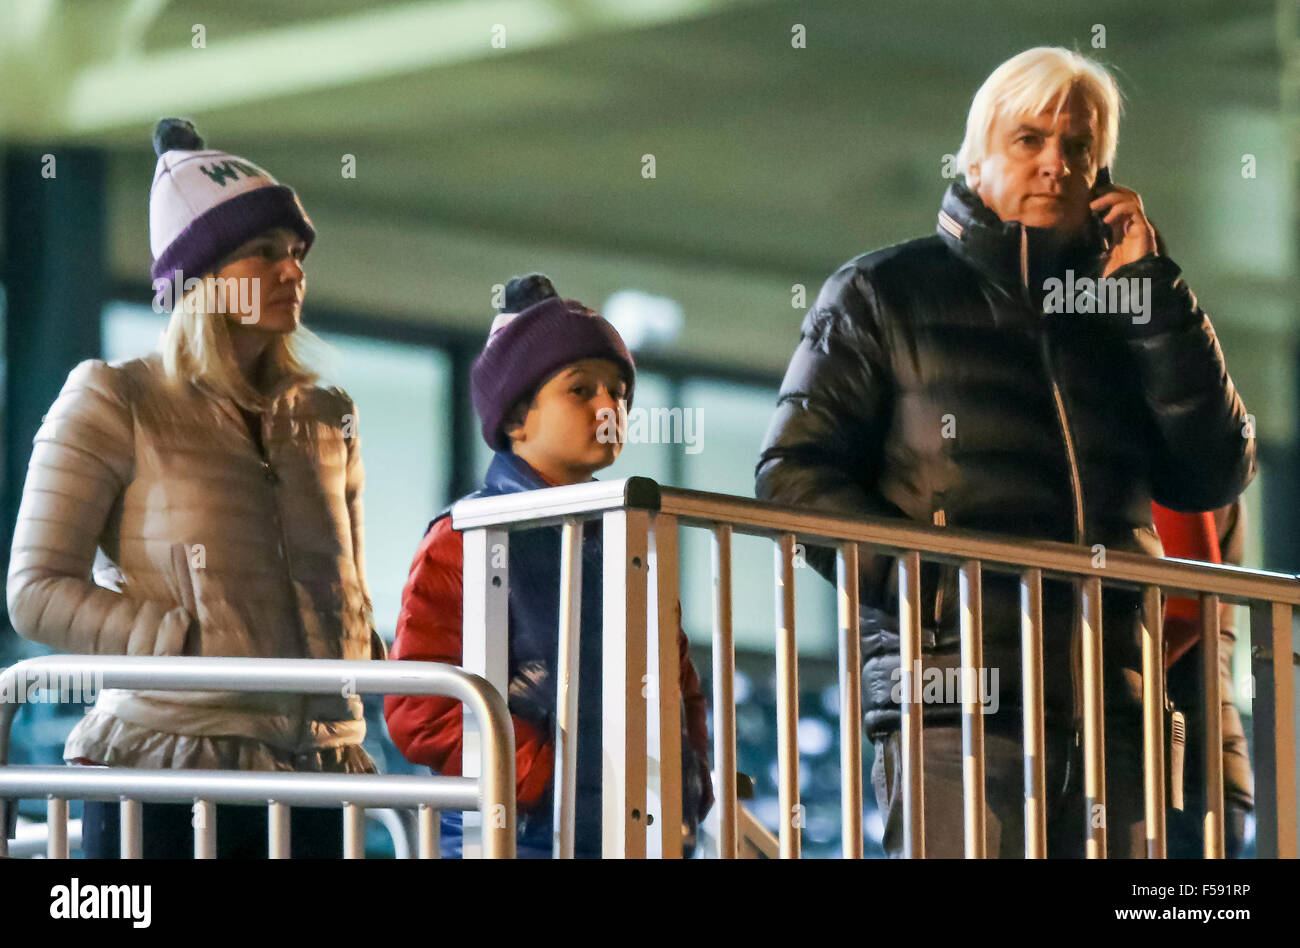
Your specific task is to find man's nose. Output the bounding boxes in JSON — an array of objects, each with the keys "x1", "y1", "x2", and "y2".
[{"x1": 1039, "y1": 140, "x2": 1070, "y2": 179}]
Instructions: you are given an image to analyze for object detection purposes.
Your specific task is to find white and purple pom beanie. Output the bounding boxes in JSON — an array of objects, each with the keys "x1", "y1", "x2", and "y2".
[{"x1": 149, "y1": 117, "x2": 315, "y2": 298}]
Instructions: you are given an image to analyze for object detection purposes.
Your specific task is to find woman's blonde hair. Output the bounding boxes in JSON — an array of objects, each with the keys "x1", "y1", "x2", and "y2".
[
  {"x1": 160, "y1": 280, "x2": 322, "y2": 414},
  {"x1": 955, "y1": 47, "x2": 1122, "y2": 182}
]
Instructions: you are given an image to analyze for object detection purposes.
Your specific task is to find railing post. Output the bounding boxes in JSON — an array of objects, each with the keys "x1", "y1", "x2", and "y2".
[
  {"x1": 461, "y1": 526, "x2": 510, "y2": 859},
  {"x1": 647, "y1": 511, "x2": 683, "y2": 859},
  {"x1": 552, "y1": 517, "x2": 584, "y2": 859},
  {"x1": 837, "y1": 541, "x2": 863, "y2": 859},
  {"x1": 1251, "y1": 600, "x2": 1297, "y2": 858},
  {"x1": 46, "y1": 796, "x2": 68, "y2": 859},
  {"x1": 120, "y1": 798, "x2": 142, "y2": 859},
  {"x1": 1021, "y1": 569, "x2": 1047, "y2": 858},
  {"x1": 898, "y1": 550, "x2": 925, "y2": 858},
  {"x1": 268, "y1": 801, "x2": 290, "y2": 858},
  {"x1": 343, "y1": 803, "x2": 365, "y2": 858},
  {"x1": 960, "y1": 559, "x2": 986, "y2": 858},
  {"x1": 417, "y1": 804, "x2": 440, "y2": 859},
  {"x1": 193, "y1": 799, "x2": 216, "y2": 859},
  {"x1": 602, "y1": 509, "x2": 649, "y2": 858},
  {"x1": 1140, "y1": 584, "x2": 1167, "y2": 858},
  {"x1": 1200, "y1": 594, "x2": 1225, "y2": 859},
  {"x1": 774, "y1": 533, "x2": 801, "y2": 858},
  {"x1": 711, "y1": 524, "x2": 739, "y2": 859},
  {"x1": 1081, "y1": 576, "x2": 1107, "y2": 859}
]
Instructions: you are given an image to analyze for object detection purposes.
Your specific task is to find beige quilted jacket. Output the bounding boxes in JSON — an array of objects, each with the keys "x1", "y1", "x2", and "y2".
[{"x1": 7, "y1": 353, "x2": 377, "y2": 771}]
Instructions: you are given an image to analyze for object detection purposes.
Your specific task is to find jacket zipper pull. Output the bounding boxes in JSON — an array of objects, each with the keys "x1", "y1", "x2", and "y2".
[
  {"x1": 1168, "y1": 709, "x2": 1186, "y2": 812},
  {"x1": 262, "y1": 459, "x2": 279, "y2": 485},
  {"x1": 933, "y1": 508, "x2": 947, "y2": 625}
]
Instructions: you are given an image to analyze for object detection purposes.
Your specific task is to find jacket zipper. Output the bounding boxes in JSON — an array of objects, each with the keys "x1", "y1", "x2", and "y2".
[
  {"x1": 1020, "y1": 224, "x2": 1087, "y2": 731},
  {"x1": 250, "y1": 409, "x2": 315, "y2": 750}
]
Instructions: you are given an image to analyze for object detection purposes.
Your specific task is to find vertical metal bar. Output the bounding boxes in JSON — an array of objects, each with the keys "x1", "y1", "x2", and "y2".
[
  {"x1": 1200, "y1": 594, "x2": 1225, "y2": 859},
  {"x1": 193, "y1": 799, "x2": 216, "y2": 859},
  {"x1": 343, "y1": 804, "x2": 365, "y2": 859},
  {"x1": 774, "y1": 532, "x2": 801, "y2": 858},
  {"x1": 837, "y1": 541, "x2": 863, "y2": 859},
  {"x1": 649, "y1": 512, "x2": 683, "y2": 859},
  {"x1": 46, "y1": 797, "x2": 68, "y2": 859},
  {"x1": 602, "y1": 509, "x2": 649, "y2": 858},
  {"x1": 268, "y1": 801, "x2": 290, "y2": 859},
  {"x1": 120, "y1": 798, "x2": 142, "y2": 859},
  {"x1": 417, "y1": 805, "x2": 439, "y2": 859},
  {"x1": 552, "y1": 517, "x2": 583, "y2": 859},
  {"x1": 1021, "y1": 569, "x2": 1047, "y2": 858},
  {"x1": 1251, "y1": 600, "x2": 1297, "y2": 858},
  {"x1": 711, "y1": 524, "x2": 738, "y2": 859},
  {"x1": 959, "y1": 560, "x2": 986, "y2": 858},
  {"x1": 898, "y1": 550, "x2": 925, "y2": 858},
  {"x1": 461, "y1": 526, "x2": 510, "y2": 860},
  {"x1": 1140, "y1": 584, "x2": 1167, "y2": 858},
  {"x1": 1081, "y1": 576, "x2": 1108, "y2": 859}
]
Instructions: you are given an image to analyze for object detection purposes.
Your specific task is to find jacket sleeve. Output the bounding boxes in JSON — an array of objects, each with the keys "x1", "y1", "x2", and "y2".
[
  {"x1": 383, "y1": 518, "x2": 554, "y2": 808},
  {"x1": 6, "y1": 359, "x2": 193, "y2": 656},
  {"x1": 753, "y1": 260, "x2": 899, "y2": 595},
  {"x1": 1112, "y1": 254, "x2": 1256, "y2": 513}
]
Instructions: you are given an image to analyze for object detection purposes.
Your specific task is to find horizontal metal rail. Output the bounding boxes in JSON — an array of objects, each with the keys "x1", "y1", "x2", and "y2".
[
  {"x1": 454, "y1": 478, "x2": 1300, "y2": 604},
  {"x1": 0, "y1": 768, "x2": 479, "y2": 809},
  {"x1": 0, "y1": 656, "x2": 515, "y2": 858}
]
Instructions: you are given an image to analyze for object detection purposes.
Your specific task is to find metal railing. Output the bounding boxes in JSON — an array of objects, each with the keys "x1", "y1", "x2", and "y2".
[
  {"x1": 0, "y1": 655, "x2": 516, "y2": 858},
  {"x1": 453, "y1": 476, "x2": 1300, "y2": 859}
]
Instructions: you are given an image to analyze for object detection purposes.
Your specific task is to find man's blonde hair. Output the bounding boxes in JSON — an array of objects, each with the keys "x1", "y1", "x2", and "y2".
[
  {"x1": 955, "y1": 47, "x2": 1122, "y2": 182},
  {"x1": 160, "y1": 281, "x2": 320, "y2": 414}
]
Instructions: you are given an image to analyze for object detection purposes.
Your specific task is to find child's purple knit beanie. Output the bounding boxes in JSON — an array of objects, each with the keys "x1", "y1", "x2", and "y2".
[{"x1": 470, "y1": 274, "x2": 636, "y2": 452}]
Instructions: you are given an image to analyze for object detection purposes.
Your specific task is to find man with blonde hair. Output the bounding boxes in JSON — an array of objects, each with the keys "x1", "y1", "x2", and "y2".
[{"x1": 757, "y1": 47, "x2": 1255, "y2": 857}]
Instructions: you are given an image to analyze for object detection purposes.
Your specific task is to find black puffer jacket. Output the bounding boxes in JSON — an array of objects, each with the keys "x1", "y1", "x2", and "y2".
[{"x1": 755, "y1": 181, "x2": 1256, "y2": 740}]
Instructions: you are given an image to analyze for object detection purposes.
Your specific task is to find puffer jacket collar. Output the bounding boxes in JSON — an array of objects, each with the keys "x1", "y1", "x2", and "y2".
[
  {"x1": 936, "y1": 179, "x2": 1107, "y2": 314},
  {"x1": 428, "y1": 452, "x2": 589, "y2": 532},
  {"x1": 482, "y1": 450, "x2": 568, "y2": 496}
]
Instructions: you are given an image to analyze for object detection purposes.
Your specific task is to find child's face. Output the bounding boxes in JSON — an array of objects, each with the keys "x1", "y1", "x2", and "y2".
[{"x1": 507, "y1": 358, "x2": 629, "y2": 485}]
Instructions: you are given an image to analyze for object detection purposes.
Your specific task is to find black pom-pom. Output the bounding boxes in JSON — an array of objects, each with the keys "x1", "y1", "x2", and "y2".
[
  {"x1": 502, "y1": 273, "x2": 558, "y2": 313},
  {"x1": 153, "y1": 118, "x2": 205, "y2": 157}
]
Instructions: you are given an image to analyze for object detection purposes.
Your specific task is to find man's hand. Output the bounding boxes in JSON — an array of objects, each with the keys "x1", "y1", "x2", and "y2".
[{"x1": 1091, "y1": 183, "x2": 1158, "y2": 277}]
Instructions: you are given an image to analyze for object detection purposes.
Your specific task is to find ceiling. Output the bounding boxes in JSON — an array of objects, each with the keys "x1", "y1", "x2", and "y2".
[{"x1": 0, "y1": 0, "x2": 1293, "y2": 390}]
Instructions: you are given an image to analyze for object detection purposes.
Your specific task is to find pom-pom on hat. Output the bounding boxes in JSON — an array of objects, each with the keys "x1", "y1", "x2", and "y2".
[
  {"x1": 148, "y1": 117, "x2": 316, "y2": 299},
  {"x1": 470, "y1": 273, "x2": 636, "y2": 452}
]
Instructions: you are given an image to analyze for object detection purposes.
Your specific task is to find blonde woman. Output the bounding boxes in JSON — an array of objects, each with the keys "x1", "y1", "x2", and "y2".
[{"x1": 6, "y1": 119, "x2": 378, "y2": 858}]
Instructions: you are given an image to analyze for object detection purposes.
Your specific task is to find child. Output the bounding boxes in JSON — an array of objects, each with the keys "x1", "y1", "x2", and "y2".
[{"x1": 384, "y1": 274, "x2": 713, "y2": 857}]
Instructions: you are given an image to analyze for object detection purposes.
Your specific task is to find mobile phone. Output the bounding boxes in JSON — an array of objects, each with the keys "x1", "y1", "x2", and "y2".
[{"x1": 1092, "y1": 166, "x2": 1114, "y2": 252}]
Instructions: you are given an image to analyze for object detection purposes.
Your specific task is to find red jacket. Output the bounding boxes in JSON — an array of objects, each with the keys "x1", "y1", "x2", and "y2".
[
  {"x1": 385, "y1": 516, "x2": 714, "y2": 814},
  {"x1": 1151, "y1": 504, "x2": 1225, "y2": 668}
]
